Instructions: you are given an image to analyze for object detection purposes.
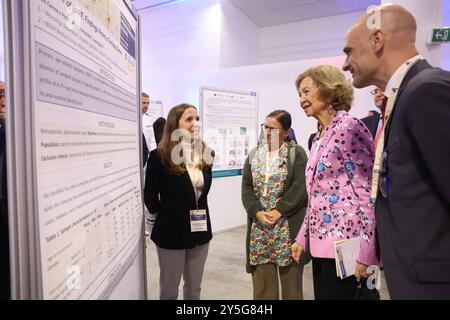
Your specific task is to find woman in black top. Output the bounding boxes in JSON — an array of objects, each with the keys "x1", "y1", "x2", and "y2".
[{"x1": 144, "y1": 103, "x2": 214, "y2": 300}]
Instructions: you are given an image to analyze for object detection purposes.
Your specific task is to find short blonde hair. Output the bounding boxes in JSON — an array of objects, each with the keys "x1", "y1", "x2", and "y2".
[{"x1": 295, "y1": 65, "x2": 354, "y2": 112}]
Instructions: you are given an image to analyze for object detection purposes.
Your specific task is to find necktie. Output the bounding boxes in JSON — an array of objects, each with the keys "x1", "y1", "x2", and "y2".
[{"x1": 374, "y1": 97, "x2": 387, "y2": 148}]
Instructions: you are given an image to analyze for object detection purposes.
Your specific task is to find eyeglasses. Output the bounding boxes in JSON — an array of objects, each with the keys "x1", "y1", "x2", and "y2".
[
  {"x1": 260, "y1": 124, "x2": 281, "y2": 132},
  {"x1": 370, "y1": 88, "x2": 382, "y2": 95},
  {"x1": 379, "y1": 151, "x2": 389, "y2": 198}
]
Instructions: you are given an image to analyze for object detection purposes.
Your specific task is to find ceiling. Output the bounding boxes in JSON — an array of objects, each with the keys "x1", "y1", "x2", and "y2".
[
  {"x1": 131, "y1": 0, "x2": 183, "y2": 11},
  {"x1": 131, "y1": 0, "x2": 380, "y2": 26}
]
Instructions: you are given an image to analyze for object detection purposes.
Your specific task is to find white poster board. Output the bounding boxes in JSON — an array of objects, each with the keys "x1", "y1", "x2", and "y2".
[
  {"x1": 27, "y1": 0, "x2": 144, "y2": 299},
  {"x1": 200, "y1": 87, "x2": 258, "y2": 178},
  {"x1": 142, "y1": 99, "x2": 163, "y2": 151}
]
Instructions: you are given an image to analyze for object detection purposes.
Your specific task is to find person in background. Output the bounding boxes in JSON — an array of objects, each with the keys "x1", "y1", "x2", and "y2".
[
  {"x1": 287, "y1": 127, "x2": 298, "y2": 144},
  {"x1": 141, "y1": 92, "x2": 150, "y2": 166},
  {"x1": 361, "y1": 87, "x2": 386, "y2": 142},
  {"x1": 242, "y1": 110, "x2": 310, "y2": 300},
  {"x1": 141, "y1": 92, "x2": 151, "y2": 235},
  {"x1": 152, "y1": 117, "x2": 166, "y2": 147},
  {"x1": 307, "y1": 122, "x2": 321, "y2": 151},
  {"x1": 367, "y1": 110, "x2": 379, "y2": 118},
  {"x1": 343, "y1": 4, "x2": 450, "y2": 299},
  {"x1": 144, "y1": 116, "x2": 167, "y2": 232},
  {"x1": 292, "y1": 65, "x2": 378, "y2": 300},
  {"x1": 144, "y1": 103, "x2": 214, "y2": 300}
]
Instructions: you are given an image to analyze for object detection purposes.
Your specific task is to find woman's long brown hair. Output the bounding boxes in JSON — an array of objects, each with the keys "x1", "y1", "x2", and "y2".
[{"x1": 157, "y1": 103, "x2": 213, "y2": 174}]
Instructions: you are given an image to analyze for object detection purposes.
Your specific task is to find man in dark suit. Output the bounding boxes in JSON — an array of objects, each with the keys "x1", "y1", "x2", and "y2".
[
  {"x1": 361, "y1": 113, "x2": 378, "y2": 139},
  {"x1": 343, "y1": 4, "x2": 450, "y2": 299},
  {"x1": 367, "y1": 110, "x2": 379, "y2": 118},
  {"x1": 361, "y1": 88, "x2": 386, "y2": 142}
]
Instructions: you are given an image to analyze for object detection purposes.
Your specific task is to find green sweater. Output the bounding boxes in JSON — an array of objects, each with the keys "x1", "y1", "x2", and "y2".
[{"x1": 242, "y1": 142, "x2": 311, "y2": 273}]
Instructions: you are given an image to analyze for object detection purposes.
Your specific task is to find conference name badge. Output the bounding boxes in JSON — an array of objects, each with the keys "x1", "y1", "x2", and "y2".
[{"x1": 190, "y1": 210, "x2": 207, "y2": 232}]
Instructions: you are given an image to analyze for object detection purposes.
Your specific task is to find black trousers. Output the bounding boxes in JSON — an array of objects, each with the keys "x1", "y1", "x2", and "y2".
[{"x1": 312, "y1": 257, "x2": 357, "y2": 300}]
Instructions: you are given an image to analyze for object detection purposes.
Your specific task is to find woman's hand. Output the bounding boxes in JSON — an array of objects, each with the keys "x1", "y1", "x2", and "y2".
[
  {"x1": 267, "y1": 209, "x2": 282, "y2": 223},
  {"x1": 355, "y1": 262, "x2": 374, "y2": 282},
  {"x1": 291, "y1": 242, "x2": 304, "y2": 262},
  {"x1": 256, "y1": 211, "x2": 275, "y2": 227}
]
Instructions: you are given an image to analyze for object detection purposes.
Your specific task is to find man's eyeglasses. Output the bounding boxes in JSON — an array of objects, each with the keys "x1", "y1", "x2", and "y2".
[{"x1": 370, "y1": 88, "x2": 382, "y2": 95}]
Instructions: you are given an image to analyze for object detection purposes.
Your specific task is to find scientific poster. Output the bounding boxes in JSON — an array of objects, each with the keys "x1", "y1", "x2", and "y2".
[
  {"x1": 201, "y1": 87, "x2": 258, "y2": 178},
  {"x1": 29, "y1": 0, "x2": 142, "y2": 299}
]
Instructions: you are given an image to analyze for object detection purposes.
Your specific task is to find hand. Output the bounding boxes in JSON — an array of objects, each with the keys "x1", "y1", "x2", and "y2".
[
  {"x1": 291, "y1": 242, "x2": 304, "y2": 262},
  {"x1": 355, "y1": 262, "x2": 374, "y2": 282},
  {"x1": 267, "y1": 209, "x2": 282, "y2": 224},
  {"x1": 256, "y1": 211, "x2": 275, "y2": 227}
]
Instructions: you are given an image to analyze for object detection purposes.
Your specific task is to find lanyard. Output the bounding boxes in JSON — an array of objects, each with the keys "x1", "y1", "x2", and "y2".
[
  {"x1": 370, "y1": 91, "x2": 397, "y2": 201},
  {"x1": 370, "y1": 56, "x2": 422, "y2": 202},
  {"x1": 194, "y1": 167, "x2": 200, "y2": 210}
]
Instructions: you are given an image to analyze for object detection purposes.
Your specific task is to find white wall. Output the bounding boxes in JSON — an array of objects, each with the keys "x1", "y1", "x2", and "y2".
[
  {"x1": 139, "y1": 0, "x2": 222, "y2": 97},
  {"x1": 259, "y1": 11, "x2": 366, "y2": 64},
  {"x1": 208, "y1": 176, "x2": 247, "y2": 233},
  {"x1": 220, "y1": 0, "x2": 260, "y2": 68},
  {"x1": 381, "y1": 0, "x2": 443, "y2": 67}
]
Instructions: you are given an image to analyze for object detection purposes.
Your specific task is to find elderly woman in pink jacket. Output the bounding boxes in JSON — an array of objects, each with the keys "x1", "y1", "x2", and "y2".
[{"x1": 291, "y1": 65, "x2": 379, "y2": 300}]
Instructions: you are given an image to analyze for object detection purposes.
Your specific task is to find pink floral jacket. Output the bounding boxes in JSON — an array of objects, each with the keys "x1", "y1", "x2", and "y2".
[{"x1": 296, "y1": 111, "x2": 379, "y2": 266}]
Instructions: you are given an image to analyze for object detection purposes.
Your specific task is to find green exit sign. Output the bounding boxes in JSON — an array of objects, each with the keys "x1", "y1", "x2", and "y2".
[{"x1": 430, "y1": 27, "x2": 450, "y2": 44}]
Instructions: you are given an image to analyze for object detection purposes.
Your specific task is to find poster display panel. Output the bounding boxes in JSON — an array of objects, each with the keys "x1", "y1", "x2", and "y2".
[{"x1": 29, "y1": 0, "x2": 143, "y2": 299}]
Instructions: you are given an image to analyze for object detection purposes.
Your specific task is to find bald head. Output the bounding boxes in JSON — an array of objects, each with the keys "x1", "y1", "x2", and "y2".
[
  {"x1": 348, "y1": 4, "x2": 416, "y2": 48},
  {"x1": 374, "y1": 4, "x2": 416, "y2": 47},
  {"x1": 343, "y1": 4, "x2": 419, "y2": 89}
]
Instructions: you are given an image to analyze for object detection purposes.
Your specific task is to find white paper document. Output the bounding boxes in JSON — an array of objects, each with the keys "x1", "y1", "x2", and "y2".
[{"x1": 334, "y1": 237, "x2": 360, "y2": 279}]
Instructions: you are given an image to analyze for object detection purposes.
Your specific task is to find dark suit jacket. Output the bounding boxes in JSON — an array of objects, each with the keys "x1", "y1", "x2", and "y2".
[
  {"x1": 361, "y1": 114, "x2": 380, "y2": 139},
  {"x1": 375, "y1": 60, "x2": 450, "y2": 299},
  {"x1": 144, "y1": 149, "x2": 213, "y2": 249}
]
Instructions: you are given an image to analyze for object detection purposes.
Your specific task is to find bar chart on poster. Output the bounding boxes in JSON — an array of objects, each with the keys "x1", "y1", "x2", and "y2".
[
  {"x1": 28, "y1": 0, "x2": 144, "y2": 299},
  {"x1": 200, "y1": 87, "x2": 258, "y2": 178}
]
